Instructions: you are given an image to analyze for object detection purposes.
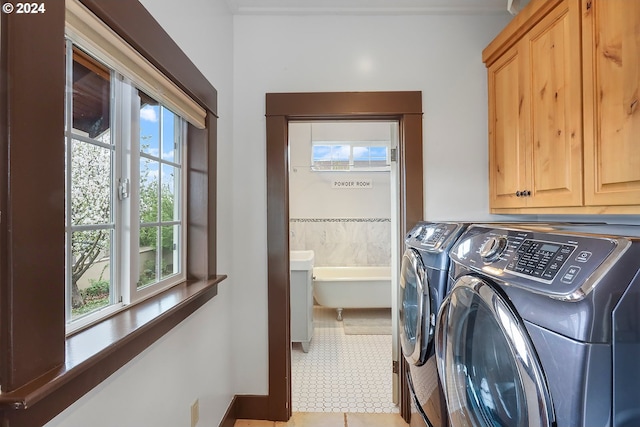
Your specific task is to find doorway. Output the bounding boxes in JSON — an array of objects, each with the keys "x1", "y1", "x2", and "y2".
[
  {"x1": 288, "y1": 119, "x2": 398, "y2": 413},
  {"x1": 264, "y1": 91, "x2": 423, "y2": 422}
]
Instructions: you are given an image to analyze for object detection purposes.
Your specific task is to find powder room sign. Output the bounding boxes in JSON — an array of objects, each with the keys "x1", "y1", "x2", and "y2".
[{"x1": 331, "y1": 179, "x2": 373, "y2": 189}]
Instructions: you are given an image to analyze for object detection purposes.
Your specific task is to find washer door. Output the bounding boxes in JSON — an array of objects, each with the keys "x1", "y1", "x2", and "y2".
[
  {"x1": 435, "y1": 275, "x2": 555, "y2": 427},
  {"x1": 399, "y1": 248, "x2": 432, "y2": 366}
]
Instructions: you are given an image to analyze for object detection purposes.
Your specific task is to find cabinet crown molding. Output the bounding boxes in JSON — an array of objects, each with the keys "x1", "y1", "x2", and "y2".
[{"x1": 483, "y1": 0, "x2": 564, "y2": 66}]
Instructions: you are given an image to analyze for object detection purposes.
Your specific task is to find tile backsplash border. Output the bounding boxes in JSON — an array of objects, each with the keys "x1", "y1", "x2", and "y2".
[{"x1": 290, "y1": 218, "x2": 391, "y2": 223}]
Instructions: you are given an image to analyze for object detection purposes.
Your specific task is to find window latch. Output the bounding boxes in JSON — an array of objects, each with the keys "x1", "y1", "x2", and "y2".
[{"x1": 118, "y1": 178, "x2": 130, "y2": 200}]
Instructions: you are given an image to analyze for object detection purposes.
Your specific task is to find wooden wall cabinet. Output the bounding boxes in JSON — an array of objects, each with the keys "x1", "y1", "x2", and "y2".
[
  {"x1": 583, "y1": 0, "x2": 640, "y2": 207},
  {"x1": 484, "y1": 0, "x2": 640, "y2": 214}
]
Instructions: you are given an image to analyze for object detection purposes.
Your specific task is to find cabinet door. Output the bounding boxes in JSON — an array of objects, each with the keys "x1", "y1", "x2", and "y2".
[
  {"x1": 583, "y1": 0, "x2": 640, "y2": 206},
  {"x1": 524, "y1": 0, "x2": 583, "y2": 207},
  {"x1": 488, "y1": 45, "x2": 528, "y2": 209}
]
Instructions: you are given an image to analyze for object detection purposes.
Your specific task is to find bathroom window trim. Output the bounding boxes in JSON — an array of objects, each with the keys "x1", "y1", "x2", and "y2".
[{"x1": 0, "y1": 1, "x2": 222, "y2": 425}]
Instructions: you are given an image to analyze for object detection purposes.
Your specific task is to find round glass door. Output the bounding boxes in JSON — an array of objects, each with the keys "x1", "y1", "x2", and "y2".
[
  {"x1": 399, "y1": 248, "x2": 431, "y2": 365},
  {"x1": 436, "y1": 275, "x2": 554, "y2": 427}
]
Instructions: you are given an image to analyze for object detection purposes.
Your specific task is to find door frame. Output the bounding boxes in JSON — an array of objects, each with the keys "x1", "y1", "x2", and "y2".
[{"x1": 264, "y1": 91, "x2": 423, "y2": 421}]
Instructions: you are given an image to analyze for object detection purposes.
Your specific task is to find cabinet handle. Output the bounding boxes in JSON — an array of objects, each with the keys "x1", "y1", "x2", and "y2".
[
  {"x1": 516, "y1": 191, "x2": 521, "y2": 197},
  {"x1": 525, "y1": 190, "x2": 531, "y2": 197}
]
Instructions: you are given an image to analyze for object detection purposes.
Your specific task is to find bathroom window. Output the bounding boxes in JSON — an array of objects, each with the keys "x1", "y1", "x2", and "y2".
[
  {"x1": 312, "y1": 141, "x2": 390, "y2": 171},
  {"x1": 353, "y1": 145, "x2": 389, "y2": 169},
  {"x1": 64, "y1": 41, "x2": 187, "y2": 333}
]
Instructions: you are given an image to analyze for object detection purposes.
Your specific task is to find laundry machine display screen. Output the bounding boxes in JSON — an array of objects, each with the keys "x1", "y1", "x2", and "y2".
[
  {"x1": 539, "y1": 243, "x2": 560, "y2": 253},
  {"x1": 506, "y1": 239, "x2": 576, "y2": 282}
]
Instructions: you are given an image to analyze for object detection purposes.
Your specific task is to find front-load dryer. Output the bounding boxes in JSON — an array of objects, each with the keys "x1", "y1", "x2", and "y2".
[
  {"x1": 400, "y1": 221, "x2": 468, "y2": 427},
  {"x1": 436, "y1": 223, "x2": 640, "y2": 427}
]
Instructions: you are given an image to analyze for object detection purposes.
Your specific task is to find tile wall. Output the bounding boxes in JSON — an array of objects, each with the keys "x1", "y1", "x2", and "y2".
[{"x1": 289, "y1": 218, "x2": 391, "y2": 267}]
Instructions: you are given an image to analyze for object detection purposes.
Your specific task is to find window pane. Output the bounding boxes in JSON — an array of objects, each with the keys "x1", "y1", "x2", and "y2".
[
  {"x1": 70, "y1": 229, "x2": 112, "y2": 319},
  {"x1": 161, "y1": 164, "x2": 178, "y2": 222},
  {"x1": 71, "y1": 140, "x2": 112, "y2": 225},
  {"x1": 161, "y1": 108, "x2": 178, "y2": 162},
  {"x1": 369, "y1": 146, "x2": 387, "y2": 161},
  {"x1": 67, "y1": 44, "x2": 117, "y2": 326},
  {"x1": 353, "y1": 145, "x2": 388, "y2": 168},
  {"x1": 138, "y1": 226, "x2": 158, "y2": 288},
  {"x1": 160, "y1": 225, "x2": 179, "y2": 280},
  {"x1": 140, "y1": 101, "x2": 160, "y2": 157},
  {"x1": 72, "y1": 48, "x2": 110, "y2": 138},
  {"x1": 353, "y1": 146, "x2": 369, "y2": 161},
  {"x1": 331, "y1": 145, "x2": 349, "y2": 162},
  {"x1": 140, "y1": 158, "x2": 160, "y2": 223},
  {"x1": 312, "y1": 145, "x2": 331, "y2": 162},
  {"x1": 136, "y1": 91, "x2": 184, "y2": 294},
  {"x1": 312, "y1": 144, "x2": 350, "y2": 170}
]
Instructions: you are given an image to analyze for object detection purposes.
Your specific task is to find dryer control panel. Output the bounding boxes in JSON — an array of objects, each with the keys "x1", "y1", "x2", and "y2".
[
  {"x1": 449, "y1": 225, "x2": 628, "y2": 300},
  {"x1": 405, "y1": 222, "x2": 464, "y2": 253},
  {"x1": 507, "y1": 239, "x2": 577, "y2": 282}
]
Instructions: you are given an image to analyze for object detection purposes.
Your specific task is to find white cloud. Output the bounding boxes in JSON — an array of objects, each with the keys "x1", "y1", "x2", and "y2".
[{"x1": 140, "y1": 106, "x2": 158, "y2": 122}]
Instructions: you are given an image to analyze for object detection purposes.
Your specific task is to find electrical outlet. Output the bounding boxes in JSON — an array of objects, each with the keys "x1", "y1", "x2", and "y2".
[{"x1": 190, "y1": 399, "x2": 200, "y2": 427}]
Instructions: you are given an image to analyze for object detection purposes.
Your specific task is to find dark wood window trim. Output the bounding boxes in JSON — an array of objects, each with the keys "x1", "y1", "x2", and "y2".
[
  {"x1": 0, "y1": 276, "x2": 226, "y2": 426},
  {"x1": 0, "y1": 2, "x2": 220, "y2": 426},
  {"x1": 263, "y1": 92, "x2": 423, "y2": 422}
]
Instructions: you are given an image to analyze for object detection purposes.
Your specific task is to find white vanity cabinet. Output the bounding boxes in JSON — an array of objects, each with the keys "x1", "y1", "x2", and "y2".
[{"x1": 290, "y1": 250, "x2": 315, "y2": 352}]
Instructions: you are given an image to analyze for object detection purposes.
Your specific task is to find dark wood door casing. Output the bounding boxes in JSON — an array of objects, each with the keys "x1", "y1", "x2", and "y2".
[{"x1": 260, "y1": 91, "x2": 423, "y2": 422}]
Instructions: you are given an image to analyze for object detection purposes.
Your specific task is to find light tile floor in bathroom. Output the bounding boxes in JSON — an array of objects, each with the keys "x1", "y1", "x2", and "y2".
[
  {"x1": 291, "y1": 306, "x2": 398, "y2": 414},
  {"x1": 234, "y1": 307, "x2": 408, "y2": 427}
]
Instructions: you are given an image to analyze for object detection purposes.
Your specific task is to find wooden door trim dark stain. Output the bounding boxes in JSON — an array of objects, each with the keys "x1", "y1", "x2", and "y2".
[{"x1": 262, "y1": 91, "x2": 423, "y2": 421}]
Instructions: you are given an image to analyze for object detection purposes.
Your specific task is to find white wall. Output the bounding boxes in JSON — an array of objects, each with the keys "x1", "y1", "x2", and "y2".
[
  {"x1": 289, "y1": 122, "x2": 392, "y2": 219},
  {"x1": 232, "y1": 12, "x2": 511, "y2": 394},
  {"x1": 46, "y1": 0, "x2": 236, "y2": 425},
  {"x1": 289, "y1": 122, "x2": 393, "y2": 267}
]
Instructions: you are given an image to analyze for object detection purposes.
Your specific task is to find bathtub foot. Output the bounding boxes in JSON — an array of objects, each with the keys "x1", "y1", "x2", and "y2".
[
  {"x1": 301, "y1": 341, "x2": 310, "y2": 353},
  {"x1": 336, "y1": 308, "x2": 343, "y2": 321}
]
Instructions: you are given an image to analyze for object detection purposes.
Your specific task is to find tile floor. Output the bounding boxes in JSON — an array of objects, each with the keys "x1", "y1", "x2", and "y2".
[
  {"x1": 234, "y1": 307, "x2": 407, "y2": 426},
  {"x1": 291, "y1": 306, "x2": 398, "y2": 413}
]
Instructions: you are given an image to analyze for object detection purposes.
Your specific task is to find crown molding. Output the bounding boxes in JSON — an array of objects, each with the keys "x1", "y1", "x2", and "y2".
[{"x1": 226, "y1": 0, "x2": 509, "y2": 15}]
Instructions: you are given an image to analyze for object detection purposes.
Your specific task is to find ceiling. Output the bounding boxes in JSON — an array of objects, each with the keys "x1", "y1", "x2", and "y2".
[{"x1": 224, "y1": 0, "x2": 514, "y2": 15}]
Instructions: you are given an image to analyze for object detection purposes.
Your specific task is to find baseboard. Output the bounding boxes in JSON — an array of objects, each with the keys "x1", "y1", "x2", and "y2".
[
  {"x1": 235, "y1": 394, "x2": 270, "y2": 420},
  {"x1": 218, "y1": 396, "x2": 237, "y2": 427},
  {"x1": 219, "y1": 394, "x2": 270, "y2": 426}
]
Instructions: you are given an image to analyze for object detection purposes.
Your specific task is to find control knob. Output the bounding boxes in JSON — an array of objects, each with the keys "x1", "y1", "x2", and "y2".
[{"x1": 480, "y1": 236, "x2": 507, "y2": 262}]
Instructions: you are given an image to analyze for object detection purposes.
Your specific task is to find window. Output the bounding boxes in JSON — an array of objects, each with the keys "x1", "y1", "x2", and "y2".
[
  {"x1": 311, "y1": 141, "x2": 391, "y2": 171},
  {"x1": 137, "y1": 94, "x2": 183, "y2": 290},
  {"x1": 65, "y1": 47, "x2": 116, "y2": 322},
  {"x1": 0, "y1": 0, "x2": 220, "y2": 422},
  {"x1": 64, "y1": 43, "x2": 187, "y2": 332}
]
